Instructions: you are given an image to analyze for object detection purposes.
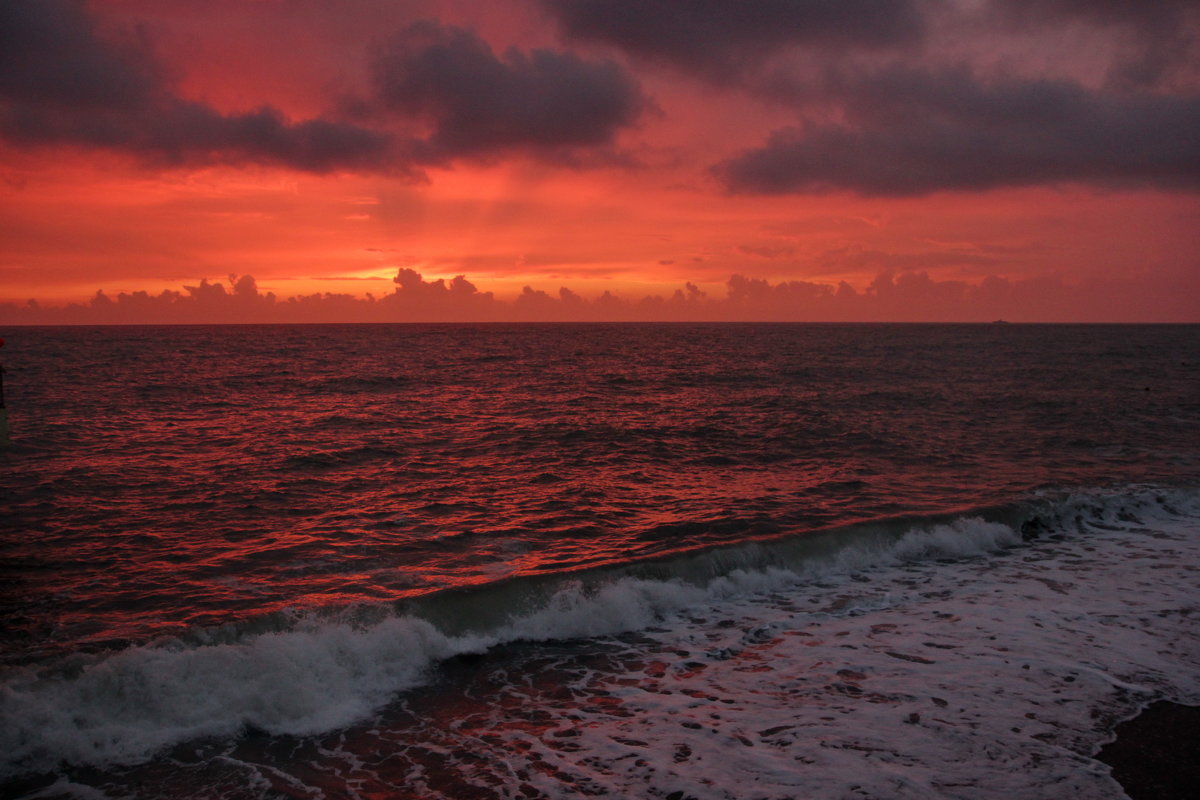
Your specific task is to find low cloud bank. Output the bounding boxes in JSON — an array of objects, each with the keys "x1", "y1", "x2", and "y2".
[{"x1": 2, "y1": 269, "x2": 1194, "y2": 325}]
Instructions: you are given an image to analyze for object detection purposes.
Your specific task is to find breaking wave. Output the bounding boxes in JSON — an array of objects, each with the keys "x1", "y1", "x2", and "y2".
[{"x1": 1, "y1": 486, "x2": 1195, "y2": 779}]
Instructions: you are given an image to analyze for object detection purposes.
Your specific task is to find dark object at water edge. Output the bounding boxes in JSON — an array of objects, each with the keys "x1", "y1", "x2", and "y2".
[{"x1": 1096, "y1": 701, "x2": 1200, "y2": 800}]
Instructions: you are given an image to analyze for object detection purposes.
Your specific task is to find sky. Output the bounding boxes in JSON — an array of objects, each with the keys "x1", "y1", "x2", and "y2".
[{"x1": 1, "y1": 0, "x2": 1198, "y2": 323}]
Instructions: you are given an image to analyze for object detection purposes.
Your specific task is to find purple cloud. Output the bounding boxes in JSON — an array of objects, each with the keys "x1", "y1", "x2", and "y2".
[
  {"x1": 368, "y1": 20, "x2": 645, "y2": 161},
  {"x1": 0, "y1": 0, "x2": 395, "y2": 172},
  {"x1": 715, "y1": 67, "x2": 1200, "y2": 195}
]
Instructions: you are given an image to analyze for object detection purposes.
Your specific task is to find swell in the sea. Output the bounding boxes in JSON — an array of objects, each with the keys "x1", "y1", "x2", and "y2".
[{"x1": 1, "y1": 485, "x2": 1196, "y2": 782}]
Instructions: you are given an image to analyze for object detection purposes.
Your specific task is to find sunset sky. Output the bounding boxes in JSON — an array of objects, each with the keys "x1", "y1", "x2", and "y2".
[{"x1": 2, "y1": 0, "x2": 1198, "y2": 323}]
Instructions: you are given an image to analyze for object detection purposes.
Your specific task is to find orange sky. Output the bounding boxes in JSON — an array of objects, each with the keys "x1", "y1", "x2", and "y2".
[{"x1": 2, "y1": 0, "x2": 1198, "y2": 322}]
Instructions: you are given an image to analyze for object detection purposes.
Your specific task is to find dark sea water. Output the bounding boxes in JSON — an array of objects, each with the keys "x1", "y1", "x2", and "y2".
[{"x1": 1, "y1": 323, "x2": 1197, "y2": 799}]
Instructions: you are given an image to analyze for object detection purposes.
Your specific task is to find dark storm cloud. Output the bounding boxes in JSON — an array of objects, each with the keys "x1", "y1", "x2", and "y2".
[
  {"x1": 539, "y1": 0, "x2": 1200, "y2": 196},
  {"x1": 0, "y1": 0, "x2": 161, "y2": 109},
  {"x1": 542, "y1": 0, "x2": 926, "y2": 81},
  {"x1": 5, "y1": 98, "x2": 397, "y2": 172},
  {"x1": 716, "y1": 67, "x2": 1200, "y2": 195},
  {"x1": 368, "y1": 21, "x2": 645, "y2": 160},
  {"x1": 1, "y1": 4, "x2": 645, "y2": 171},
  {"x1": 0, "y1": 0, "x2": 394, "y2": 172}
]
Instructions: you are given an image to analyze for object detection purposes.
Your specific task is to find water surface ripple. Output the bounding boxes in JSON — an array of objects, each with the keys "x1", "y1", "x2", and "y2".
[{"x1": 1, "y1": 323, "x2": 1196, "y2": 663}]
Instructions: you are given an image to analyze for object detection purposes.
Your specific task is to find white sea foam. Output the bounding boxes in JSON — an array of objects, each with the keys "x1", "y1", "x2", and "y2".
[
  {"x1": 2, "y1": 487, "x2": 1196, "y2": 789},
  {"x1": 370, "y1": 486, "x2": 1198, "y2": 800},
  {"x1": 1, "y1": 615, "x2": 482, "y2": 774}
]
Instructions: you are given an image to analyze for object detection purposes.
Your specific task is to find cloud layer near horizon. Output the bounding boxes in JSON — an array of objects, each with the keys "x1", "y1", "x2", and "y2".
[{"x1": 3, "y1": 269, "x2": 1194, "y2": 325}]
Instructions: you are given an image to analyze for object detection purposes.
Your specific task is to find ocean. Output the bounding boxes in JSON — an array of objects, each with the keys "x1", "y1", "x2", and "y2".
[{"x1": 0, "y1": 322, "x2": 1197, "y2": 799}]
